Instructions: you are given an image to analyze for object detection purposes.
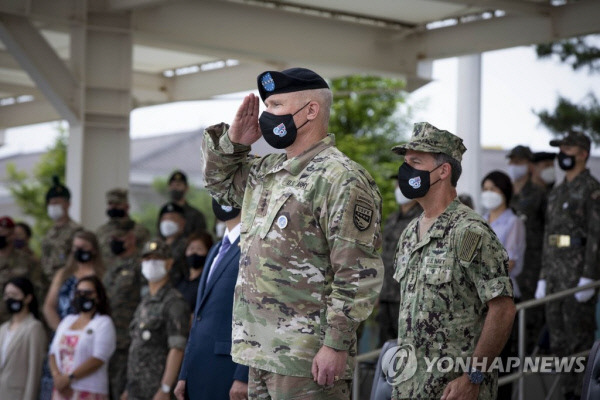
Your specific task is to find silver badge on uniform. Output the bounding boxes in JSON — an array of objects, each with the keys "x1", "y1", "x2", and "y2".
[
  {"x1": 142, "y1": 330, "x2": 151, "y2": 341},
  {"x1": 277, "y1": 215, "x2": 288, "y2": 229}
]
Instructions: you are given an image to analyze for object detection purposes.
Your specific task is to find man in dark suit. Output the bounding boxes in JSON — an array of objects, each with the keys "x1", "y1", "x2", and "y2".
[{"x1": 175, "y1": 200, "x2": 248, "y2": 400}]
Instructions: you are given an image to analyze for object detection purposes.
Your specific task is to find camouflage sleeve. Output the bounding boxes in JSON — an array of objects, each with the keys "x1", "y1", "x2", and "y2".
[
  {"x1": 321, "y1": 172, "x2": 384, "y2": 350},
  {"x1": 456, "y1": 224, "x2": 513, "y2": 304},
  {"x1": 164, "y1": 296, "x2": 190, "y2": 350},
  {"x1": 202, "y1": 122, "x2": 254, "y2": 209},
  {"x1": 583, "y1": 186, "x2": 600, "y2": 279}
]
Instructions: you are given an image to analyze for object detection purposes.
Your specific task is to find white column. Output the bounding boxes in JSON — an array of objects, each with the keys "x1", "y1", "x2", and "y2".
[
  {"x1": 67, "y1": 5, "x2": 132, "y2": 229},
  {"x1": 456, "y1": 54, "x2": 482, "y2": 211}
]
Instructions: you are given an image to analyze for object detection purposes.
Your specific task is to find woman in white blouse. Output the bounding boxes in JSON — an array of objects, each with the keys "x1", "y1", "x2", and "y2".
[
  {"x1": 49, "y1": 275, "x2": 116, "y2": 400},
  {"x1": 0, "y1": 277, "x2": 47, "y2": 400}
]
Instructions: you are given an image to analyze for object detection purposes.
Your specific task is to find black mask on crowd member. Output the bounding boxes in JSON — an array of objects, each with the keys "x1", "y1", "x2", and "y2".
[
  {"x1": 187, "y1": 254, "x2": 207, "y2": 270},
  {"x1": 5, "y1": 298, "x2": 23, "y2": 314},
  {"x1": 13, "y1": 239, "x2": 26, "y2": 249},
  {"x1": 74, "y1": 248, "x2": 93, "y2": 263},
  {"x1": 0, "y1": 235, "x2": 7, "y2": 250},
  {"x1": 74, "y1": 295, "x2": 95, "y2": 313},
  {"x1": 169, "y1": 189, "x2": 185, "y2": 202},
  {"x1": 397, "y1": 162, "x2": 443, "y2": 199},
  {"x1": 212, "y1": 199, "x2": 241, "y2": 221},
  {"x1": 557, "y1": 151, "x2": 576, "y2": 171},
  {"x1": 110, "y1": 239, "x2": 126, "y2": 256},
  {"x1": 106, "y1": 208, "x2": 126, "y2": 219},
  {"x1": 258, "y1": 102, "x2": 310, "y2": 149}
]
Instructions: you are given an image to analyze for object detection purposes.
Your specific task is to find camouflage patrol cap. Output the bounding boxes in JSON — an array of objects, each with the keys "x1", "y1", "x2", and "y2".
[
  {"x1": 45, "y1": 176, "x2": 71, "y2": 203},
  {"x1": 506, "y1": 145, "x2": 533, "y2": 161},
  {"x1": 392, "y1": 122, "x2": 467, "y2": 163},
  {"x1": 141, "y1": 238, "x2": 171, "y2": 258},
  {"x1": 106, "y1": 188, "x2": 128, "y2": 204},
  {"x1": 549, "y1": 131, "x2": 591, "y2": 152}
]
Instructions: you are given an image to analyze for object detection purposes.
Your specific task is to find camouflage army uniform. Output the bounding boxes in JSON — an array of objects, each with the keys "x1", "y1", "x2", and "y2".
[
  {"x1": 378, "y1": 203, "x2": 422, "y2": 345},
  {"x1": 0, "y1": 248, "x2": 46, "y2": 323},
  {"x1": 103, "y1": 254, "x2": 142, "y2": 400},
  {"x1": 40, "y1": 219, "x2": 82, "y2": 281},
  {"x1": 203, "y1": 123, "x2": 384, "y2": 381},
  {"x1": 97, "y1": 219, "x2": 150, "y2": 269},
  {"x1": 168, "y1": 234, "x2": 187, "y2": 286},
  {"x1": 392, "y1": 199, "x2": 513, "y2": 400},
  {"x1": 126, "y1": 282, "x2": 189, "y2": 400},
  {"x1": 541, "y1": 169, "x2": 600, "y2": 395}
]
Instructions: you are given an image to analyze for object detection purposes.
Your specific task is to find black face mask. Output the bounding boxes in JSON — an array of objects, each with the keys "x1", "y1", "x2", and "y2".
[
  {"x1": 74, "y1": 248, "x2": 93, "y2": 263},
  {"x1": 74, "y1": 295, "x2": 95, "y2": 313},
  {"x1": 212, "y1": 199, "x2": 241, "y2": 221},
  {"x1": 13, "y1": 239, "x2": 26, "y2": 249},
  {"x1": 106, "y1": 208, "x2": 126, "y2": 219},
  {"x1": 258, "y1": 102, "x2": 310, "y2": 149},
  {"x1": 557, "y1": 151, "x2": 576, "y2": 171},
  {"x1": 170, "y1": 189, "x2": 185, "y2": 202},
  {"x1": 397, "y1": 162, "x2": 443, "y2": 199},
  {"x1": 187, "y1": 254, "x2": 207, "y2": 270},
  {"x1": 5, "y1": 298, "x2": 23, "y2": 314},
  {"x1": 0, "y1": 235, "x2": 7, "y2": 250},
  {"x1": 110, "y1": 239, "x2": 126, "y2": 256}
]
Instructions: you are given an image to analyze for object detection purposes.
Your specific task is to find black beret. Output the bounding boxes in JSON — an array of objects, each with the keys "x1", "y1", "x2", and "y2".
[
  {"x1": 257, "y1": 67, "x2": 329, "y2": 102},
  {"x1": 159, "y1": 202, "x2": 185, "y2": 218},
  {"x1": 168, "y1": 170, "x2": 188, "y2": 185},
  {"x1": 532, "y1": 151, "x2": 557, "y2": 163},
  {"x1": 46, "y1": 176, "x2": 71, "y2": 203}
]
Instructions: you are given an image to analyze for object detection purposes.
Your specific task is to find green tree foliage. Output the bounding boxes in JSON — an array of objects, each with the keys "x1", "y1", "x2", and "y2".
[
  {"x1": 329, "y1": 75, "x2": 411, "y2": 220},
  {"x1": 5, "y1": 125, "x2": 67, "y2": 254},
  {"x1": 535, "y1": 35, "x2": 600, "y2": 144},
  {"x1": 535, "y1": 94, "x2": 600, "y2": 144}
]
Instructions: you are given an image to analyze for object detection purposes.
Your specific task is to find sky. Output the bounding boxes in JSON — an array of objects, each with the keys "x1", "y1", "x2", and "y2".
[{"x1": 1, "y1": 43, "x2": 599, "y2": 157}]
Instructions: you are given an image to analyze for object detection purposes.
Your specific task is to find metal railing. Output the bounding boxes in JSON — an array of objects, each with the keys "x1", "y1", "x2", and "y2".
[{"x1": 352, "y1": 280, "x2": 600, "y2": 400}]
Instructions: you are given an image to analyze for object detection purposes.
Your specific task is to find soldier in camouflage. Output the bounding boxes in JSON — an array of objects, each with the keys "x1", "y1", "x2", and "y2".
[
  {"x1": 531, "y1": 152, "x2": 557, "y2": 192},
  {"x1": 378, "y1": 177, "x2": 422, "y2": 346},
  {"x1": 506, "y1": 145, "x2": 547, "y2": 352},
  {"x1": 158, "y1": 202, "x2": 188, "y2": 286},
  {"x1": 203, "y1": 67, "x2": 383, "y2": 399},
  {"x1": 103, "y1": 219, "x2": 142, "y2": 400},
  {"x1": 97, "y1": 188, "x2": 150, "y2": 269},
  {"x1": 0, "y1": 216, "x2": 45, "y2": 324},
  {"x1": 535, "y1": 131, "x2": 600, "y2": 400},
  {"x1": 391, "y1": 122, "x2": 515, "y2": 400},
  {"x1": 123, "y1": 238, "x2": 189, "y2": 400},
  {"x1": 41, "y1": 176, "x2": 82, "y2": 282},
  {"x1": 159, "y1": 170, "x2": 207, "y2": 238}
]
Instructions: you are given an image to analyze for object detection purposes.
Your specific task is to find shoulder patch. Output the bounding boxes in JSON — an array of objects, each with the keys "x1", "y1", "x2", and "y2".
[
  {"x1": 458, "y1": 229, "x2": 481, "y2": 262},
  {"x1": 354, "y1": 195, "x2": 373, "y2": 231}
]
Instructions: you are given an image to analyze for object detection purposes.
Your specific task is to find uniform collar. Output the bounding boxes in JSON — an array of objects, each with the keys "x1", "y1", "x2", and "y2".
[
  {"x1": 421, "y1": 198, "x2": 461, "y2": 240},
  {"x1": 265, "y1": 134, "x2": 335, "y2": 176}
]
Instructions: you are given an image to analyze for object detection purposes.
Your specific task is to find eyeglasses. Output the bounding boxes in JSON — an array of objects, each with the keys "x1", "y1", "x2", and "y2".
[{"x1": 75, "y1": 289, "x2": 95, "y2": 297}]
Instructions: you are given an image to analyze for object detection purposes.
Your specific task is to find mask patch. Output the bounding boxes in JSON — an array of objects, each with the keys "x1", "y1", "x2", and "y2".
[
  {"x1": 273, "y1": 123, "x2": 287, "y2": 137},
  {"x1": 408, "y1": 176, "x2": 421, "y2": 189}
]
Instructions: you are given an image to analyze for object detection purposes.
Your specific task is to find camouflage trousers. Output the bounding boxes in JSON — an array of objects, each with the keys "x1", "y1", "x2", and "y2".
[
  {"x1": 109, "y1": 349, "x2": 129, "y2": 400},
  {"x1": 545, "y1": 283, "x2": 595, "y2": 396},
  {"x1": 248, "y1": 368, "x2": 351, "y2": 400}
]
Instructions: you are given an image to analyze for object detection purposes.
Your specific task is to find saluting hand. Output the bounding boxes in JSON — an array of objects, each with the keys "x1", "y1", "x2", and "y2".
[{"x1": 228, "y1": 94, "x2": 261, "y2": 146}]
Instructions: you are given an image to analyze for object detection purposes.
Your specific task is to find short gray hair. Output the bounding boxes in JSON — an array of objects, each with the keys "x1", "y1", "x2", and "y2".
[{"x1": 433, "y1": 152, "x2": 462, "y2": 187}]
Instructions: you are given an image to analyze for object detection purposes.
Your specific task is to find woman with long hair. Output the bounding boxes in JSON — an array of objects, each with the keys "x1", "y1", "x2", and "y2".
[
  {"x1": 43, "y1": 230, "x2": 105, "y2": 331},
  {"x1": 49, "y1": 276, "x2": 116, "y2": 400},
  {"x1": 0, "y1": 277, "x2": 46, "y2": 400}
]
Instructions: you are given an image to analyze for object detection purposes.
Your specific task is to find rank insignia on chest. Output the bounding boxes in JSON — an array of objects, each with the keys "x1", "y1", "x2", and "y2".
[{"x1": 354, "y1": 203, "x2": 373, "y2": 231}]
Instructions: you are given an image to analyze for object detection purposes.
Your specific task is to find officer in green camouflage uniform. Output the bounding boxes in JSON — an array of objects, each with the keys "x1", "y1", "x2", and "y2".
[
  {"x1": 124, "y1": 239, "x2": 189, "y2": 400},
  {"x1": 535, "y1": 131, "x2": 600, "y2": 400},
  {"x1": 203, "y1": 68, "x2": 383, "y2": 399},
  {"x1": 103, "y1": 219, "x2": 142, "y2": 400},
  {"x1": 506, "y1": 145, "x2": 547, "y2": 352},
  {"x1": 378, "y1": 177, "x2": 422, "y2": 346},
  {"x1": 96, "y1": 188, "x2": 150, "y2": 270},
  {"x1": 41, "y1": 177, "x2": 83, "y2": 282},
  {"x1": 391, "y1": 123, "x2": 515, "y2": 400},
  {"x1": 0, "y1": 216, "x2": 45, "y2": 324}
]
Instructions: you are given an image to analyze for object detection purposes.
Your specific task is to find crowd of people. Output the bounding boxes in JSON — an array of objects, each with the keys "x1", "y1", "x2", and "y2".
[{"x1": 0, "y1": 66, "x2": 598, "y2": 400}]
